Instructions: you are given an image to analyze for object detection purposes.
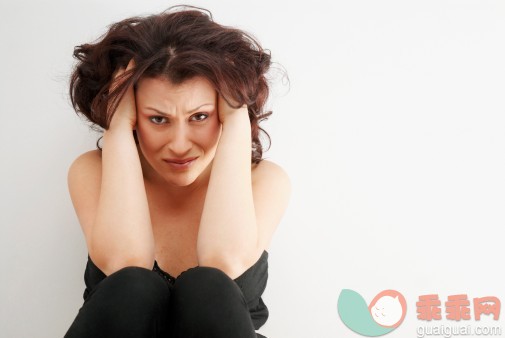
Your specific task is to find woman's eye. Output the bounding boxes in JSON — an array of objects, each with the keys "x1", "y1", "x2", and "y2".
[
  {"x1": 149, "y1": 116, "x2": 167, "y2": 125},
  {"x1": 192, "y1": 113, "x2": 208, "y2": 121}
]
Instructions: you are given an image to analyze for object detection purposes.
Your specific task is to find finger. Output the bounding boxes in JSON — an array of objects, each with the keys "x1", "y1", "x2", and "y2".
[
  {"x1": 113, "y1": 67, "x2": 125, "y2": 79},
  {"x1": 220, "y1": 94, "x2": 246, "y2": 109},
  {"x1": 111, "y1": 59, "x2": 135, "y2": 88},
  {"x1": 109, "y1": 68, "x2": 125, "y2": 95},
  {"x1": 114, "y1": 59, "x2": 135, "y2": 81},
  {"x1": 125, "y1": 58, "x2": 135, "y2": 71},
  {"x1": 217, "y1": 94, "x2": 225, "y2": 108},
  {"x1": 124, "y1": 59, "x2": 136, "y2": 89}
]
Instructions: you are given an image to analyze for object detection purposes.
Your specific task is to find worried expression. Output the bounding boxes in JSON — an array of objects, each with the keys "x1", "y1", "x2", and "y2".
[{"x1": 135, "y1": 76, "x2": 222, "y2": 187}]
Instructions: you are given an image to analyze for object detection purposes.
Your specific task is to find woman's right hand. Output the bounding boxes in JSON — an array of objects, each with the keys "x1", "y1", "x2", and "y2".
[{"x1": 108, "y1": 59, "x2": 137, "y2": 130}]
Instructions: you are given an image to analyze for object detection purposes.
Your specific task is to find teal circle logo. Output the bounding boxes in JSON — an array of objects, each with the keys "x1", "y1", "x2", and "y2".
[{"x1": 338, "y1": 289, "x2": 407, "y2": 336}]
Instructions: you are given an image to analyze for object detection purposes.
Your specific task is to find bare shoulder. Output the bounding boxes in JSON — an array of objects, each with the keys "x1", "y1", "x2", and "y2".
[
  {"x1": 69, "y1": 149, "x2": 102, "y2": 173},
  {"x1": 67, "y1": 149, "x2": 102, "y2": 195},
  {"x1": 67, "y1": 149, "x2": 103, "y2": 247},
  {"x1": 251, "y1": 159, "x2": 291, "y2": 252},
  {"x1": 252, "y1": 159, "x2": 291, "y2": 187}
]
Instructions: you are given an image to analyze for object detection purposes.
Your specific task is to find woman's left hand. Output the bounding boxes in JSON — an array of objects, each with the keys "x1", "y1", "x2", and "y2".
[{"x1": 217, "y1": 94, "x2": 248, "y2": 124}]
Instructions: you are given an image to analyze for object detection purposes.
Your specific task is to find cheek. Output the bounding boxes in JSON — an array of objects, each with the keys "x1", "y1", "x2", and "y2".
[
  {"x1": 200, "y1": 121, "x2": 221, "y2": 149},
  {"x1": 137, "y1": 123, "x2": 164, "y2": 151}
]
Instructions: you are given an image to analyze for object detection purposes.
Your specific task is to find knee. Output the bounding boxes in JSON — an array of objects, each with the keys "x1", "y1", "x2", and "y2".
[
  {"x1": 68, "y1": 267, "x2": 171, "y2": 337},
  {"x1": 176, "y1": 266, "x2": 241, "y2": 292},
  {"x1": 91, "y1": 266, "x2": 170, "y2": 313},
  {"x1": 172, "y1": 266, "x2": 247, "y2": 310},
  {"x1": 170, "y1": 267, "x2": 255, "y2": 336}
]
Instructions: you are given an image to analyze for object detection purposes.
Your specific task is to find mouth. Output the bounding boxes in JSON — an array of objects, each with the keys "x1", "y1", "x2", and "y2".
[{"x1": 163, "y1": 157, "x2": 198, "y2": 169}]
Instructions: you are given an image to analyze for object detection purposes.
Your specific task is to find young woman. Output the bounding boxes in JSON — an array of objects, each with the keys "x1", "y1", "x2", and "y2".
[{"x1": 64, "y1": 6, "x2": 290, "y2": 338}]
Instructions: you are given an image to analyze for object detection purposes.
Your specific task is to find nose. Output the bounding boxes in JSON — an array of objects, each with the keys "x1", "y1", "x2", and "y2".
[{"x1": 167, "y1": 122, "x2": 192, "y2": 156}]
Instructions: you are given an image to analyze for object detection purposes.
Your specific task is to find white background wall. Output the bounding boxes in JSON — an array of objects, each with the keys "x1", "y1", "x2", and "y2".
[{"x1": 1, "y1": 1, "x2": 504, "y2": 337}]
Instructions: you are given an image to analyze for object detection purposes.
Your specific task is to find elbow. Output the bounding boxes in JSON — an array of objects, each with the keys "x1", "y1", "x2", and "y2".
[
  {"x1": 90, "y1": 247, "x2": 155, "y2": 276},
  {"x1": 197, "y1": 249, "x2": 257, "y2": 280},
  {"x1": 198, "y1": 256, "x2": 244, "y2": 280}
]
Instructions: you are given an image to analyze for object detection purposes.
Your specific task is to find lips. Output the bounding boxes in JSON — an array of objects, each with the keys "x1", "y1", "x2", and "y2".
[
  {"x1": 163, "y1": 157, "x2": 198, "y2": 164},
  {"x1": 163, "y1": 157, "x2": 198, "y2": 170}
]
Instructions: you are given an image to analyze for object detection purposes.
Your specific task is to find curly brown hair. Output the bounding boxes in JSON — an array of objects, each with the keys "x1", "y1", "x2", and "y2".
[{"x1": 69, "y1": 5, "x2": 275, "y2": 163}]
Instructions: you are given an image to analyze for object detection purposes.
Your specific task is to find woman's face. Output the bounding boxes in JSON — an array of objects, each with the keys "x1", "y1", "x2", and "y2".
[{"x1": 135, "y1": 76, "x2": 221, "y2": 188}]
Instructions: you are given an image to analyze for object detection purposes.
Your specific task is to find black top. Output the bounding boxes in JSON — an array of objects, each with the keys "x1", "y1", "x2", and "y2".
[{"x1": 83, "y1": 250, "x2": 270, "y2": 331}]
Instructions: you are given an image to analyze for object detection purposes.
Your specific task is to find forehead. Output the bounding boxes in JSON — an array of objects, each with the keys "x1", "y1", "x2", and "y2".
[{"x1": 136, "y1": 76, "x2": 216, "y2": 106}]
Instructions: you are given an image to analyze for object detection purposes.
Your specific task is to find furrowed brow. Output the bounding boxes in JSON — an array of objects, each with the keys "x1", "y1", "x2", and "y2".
[{"x1": 145, "y1": 103, "x2": 214, "y2": 116}]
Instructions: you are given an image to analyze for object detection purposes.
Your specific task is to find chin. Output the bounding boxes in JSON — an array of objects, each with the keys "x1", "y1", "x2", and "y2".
[
  {"x1": 164, "y1": 177, "x2": 195, "y2": 187},
  {"x1": 163, "y1": 173, "x2": 199, "y2": 187}
]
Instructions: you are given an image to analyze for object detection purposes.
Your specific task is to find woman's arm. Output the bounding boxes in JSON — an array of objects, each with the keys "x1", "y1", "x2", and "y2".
[
  {"x1": 91, "y1": 126, "x2": 155, "y2": 275},
  {"x1": 68, "y1": 61, "x2": 155, "y2": 276},
  {"x1": 197, "y1": 98, "x2": 257, "y2": 278},
  {"x1": 197, "y1": 95, "x2": 292, "y2": 280}
]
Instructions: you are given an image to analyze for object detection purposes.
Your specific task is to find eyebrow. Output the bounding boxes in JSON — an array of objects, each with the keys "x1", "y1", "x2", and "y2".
[{"x1": 145, "y1": 103, "x2": 214, "y2": 116}]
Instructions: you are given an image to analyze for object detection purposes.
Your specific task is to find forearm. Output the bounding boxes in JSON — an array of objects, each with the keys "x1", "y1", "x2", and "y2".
[
  {"x1": 91, "y1": 126, "x2": 155, "y2": 273},
  {"x1": 197, "y1": 111, "x2": 257, "y2": 267}
]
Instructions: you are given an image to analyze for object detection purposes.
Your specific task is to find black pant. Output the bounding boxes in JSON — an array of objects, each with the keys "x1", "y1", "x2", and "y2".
[{"x1": 65, "y1": 265, "x2": 259, "y2": 338}]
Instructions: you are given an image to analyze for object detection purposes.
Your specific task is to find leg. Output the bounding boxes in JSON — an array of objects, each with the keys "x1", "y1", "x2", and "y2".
[
  {"x1": 65, "y1": 266, "x2": 171, "y2": 338},
  {"x1": 170, "y1": 266, "x2": 257, "y2": 338}
]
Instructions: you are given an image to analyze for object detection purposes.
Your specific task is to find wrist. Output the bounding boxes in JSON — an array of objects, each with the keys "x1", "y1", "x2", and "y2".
[
  {"x1": 107, "y1": 119, "x2": 135, "y2": 133},
  {"x1": 219, "y1": 111, "x2": 252, "y2": 151},
  {"x1": 103, "y1": 124, "x2": 136, "y2": 144},
  {"x1": 221, "y1": 107, "x2": 249, "y2": 128}
]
